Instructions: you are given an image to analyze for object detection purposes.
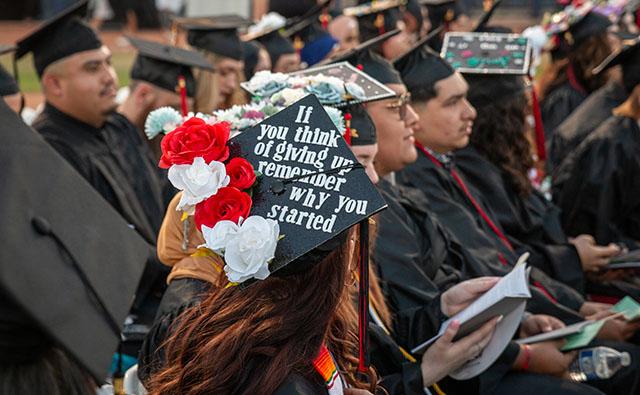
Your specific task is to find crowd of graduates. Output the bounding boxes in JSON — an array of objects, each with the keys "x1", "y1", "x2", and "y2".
[{"x1": 2, "y1": 0, "x2": 640, "y2": 394}]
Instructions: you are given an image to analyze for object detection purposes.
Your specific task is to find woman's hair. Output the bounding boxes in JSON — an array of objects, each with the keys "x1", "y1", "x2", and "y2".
[
  {"x1": 0, "y1": 347, "x2": 96, "y2": 395},
  {"x1": 148, "y1": 228, "x2": 375, "y2": 394},
  {"x1": 467, "y1": 75, "x2": 534, "y2": 197},
  {"x1": 192, "y1": 52, "x2": 247, "y2": 113},
  {"x1": 540, "y1": 33, "x2": 613, "y2": 98}
]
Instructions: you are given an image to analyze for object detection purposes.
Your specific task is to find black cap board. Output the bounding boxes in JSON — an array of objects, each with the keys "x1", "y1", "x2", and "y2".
[
  {"x1": 225, "y1": 94, "x2": 386, "y2": 274},
  {"x1": 472, "y1": 0, "x2": 504, "y2": 32},
  {"x1": 128, "y1": 36, "x2": 214, "y2": 97},
  {"x1": 360, "y1": 50, "x2": 404, "y2": 84},
  {"x1": 422, "y1": 0, "x2": 465, "y2": 29},
  {"x1": 345, "y1": 0, "x2": 406, "y2": 42},
  {"x1": 317, "y1": 28, "x2": 401, "y2": 66},
  {"x1": 283, "y1": 0, "x2": 334, "y2": 29},
  {"x1": 285, "y1": 20, "x2": 338, "y2": 66},
  {"x1": 291, "y1": 61, "x2": 396, "y2": 106},
  {"x1": 242, "y1": 40, "x2": 262, "y2": 80},
  {"x1": 346, "y1": 103, "x2": 377, "y2": 146},
  {"x1": 440, "y1": 32, "x2": 531, "y2": 75},
  {"x1": 15, "y1": 0, "x2": 102, "y2": 77},
  {"x1": 0, "y1": 100, "x2": 149, "y2": 381},
  {"x1": 0, "y1": 45, "x2": 19, "y2": 96},
  {"x1": 593, "y1": 35, "x2": 640, "y2": 92},
  {"x1": 395, "y1": 43, "x2": 453, "y2": 100},
  {"x1": 179, "y1": 15, "x2": 250, "y2": 60}
]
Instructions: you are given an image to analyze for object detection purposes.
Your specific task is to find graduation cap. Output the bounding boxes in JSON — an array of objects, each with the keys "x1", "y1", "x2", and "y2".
[
  {"x1": 15, "y1": 0, "x2": 102, "y2": 77},
  {"x1": 593, "y1": 35, "x2": 640, "y2": 92},
  {"x1": 318, "y1": 28, "x2": 402, "y2": 66},
  {"x1": 420, "y1": 0, "x2": 466, "y2": 29},
  {"x1": 242, "y1": 14, "x2": 296, "y2": 69},
  {"x1": 242, "y1": 41, "x2": 262, "y2": 80},
  {"x1": 473, "y1": 0, "x2": 504, "y2": 32},
  {"x1": 393, "y1": 35, "x2": 454, "y2": 100},
  {"x1": 283, "y1": 0, "x2": 335, "y2": 30},
  {"x1": 343, "y1": 103, "x2": 377, "y2": 146},
  {"x1": 0, "y1": 45, "x2": 19, "y2": 96},
  {"x1": 544, "y1": 5, "x2": 612, "y2": 55},
  {"x1": 284, "y1": 19, "x2": 338, "y2": 66},
  {"x1": 178, "y1": 15, "x2": 251, "y2": 60},
  {"x1": 0, "y1": 100, "x2": 149, "y2": 381},
  {"x1": 344, "y1": 0, "x2": 406, "y2": 42},
  {"x1": 128, "y1": 36, "x2": 214, "y2": 101}
]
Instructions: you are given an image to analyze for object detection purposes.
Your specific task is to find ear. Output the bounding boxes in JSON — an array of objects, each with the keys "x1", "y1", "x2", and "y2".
[
  {"x1": 134, "y1": 82, "x2": 156, "y2": 108},
  {"x1": 41, "y1": 73, "x2": 64, "y2": 97}
]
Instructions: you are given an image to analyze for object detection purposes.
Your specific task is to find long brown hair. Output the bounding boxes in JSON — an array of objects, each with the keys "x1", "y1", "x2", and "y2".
[
  {"x1": 540, "y1": 33, "x2": 613, "y2": 98},
  {"x1": 148, "y1": 229, "x2": 374, "y2": 394}
]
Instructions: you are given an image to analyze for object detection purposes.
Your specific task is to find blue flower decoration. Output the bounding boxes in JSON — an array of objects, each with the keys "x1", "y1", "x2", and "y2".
[
  {"x1": 305, "y1": 82, "x2": 343, "y2": 104},
  {"x1": 255, "y1": 80, "x2": 289, "y2": 98},
  {"x1": 144, "y1": 107, "x2": 182, "y2": 140}
]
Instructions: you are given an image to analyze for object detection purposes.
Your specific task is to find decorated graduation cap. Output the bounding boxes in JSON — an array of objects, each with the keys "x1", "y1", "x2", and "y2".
[
  {"x1": 241, "y1": 61, "x2": 396, "y2": 107},
  {"x1": 157, "y1": 94, "x2": 387, "y2": 371},
  {"x1": 15, "y1": 0, "x2": 102, "y2": 78},
  {"x1": 128, "y1": 37, "x2": 214, "y2": 114},
  {"x1": 178, "y1": 15, "x2": 251, "y2": 60},
  {"x1": 0, "y1": 100, "x2": 149, "y2": 382},
  {"x1": 243, "y1": 13, "x2": 296, "y2": 69},
  {"x1": 345, "y1": 0, "x2": 406, "y2": 42},
  {"x1": 443, "y1": 32, "x2": 547, "y2": 160},
  {"x1": 544, "y1": 4, "x2": 612, "y2": 56},
  {"x1": 0, "y1": 45, "x2": 19, "y2": 96},
  {"x1": 593, "y1": 35, "x2": 640, "y2": 92},
  {"x1": 393, "y1": 35, "x2": 454, "y2": 100}
]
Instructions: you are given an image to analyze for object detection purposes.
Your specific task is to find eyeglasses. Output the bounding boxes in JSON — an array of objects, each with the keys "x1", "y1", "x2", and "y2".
[{"x1": 385, "y1": 92, "x2": 412, "y2": 121}]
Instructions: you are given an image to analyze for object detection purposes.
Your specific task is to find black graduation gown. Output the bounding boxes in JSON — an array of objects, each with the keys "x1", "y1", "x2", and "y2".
[
  {"x1": 541, "y1": 80, "x2": 588, "y2": 137},
  {"x1": 454, "y1": 146, "x2": 585, "y2": 293},
  {"x1": 373, "y1": 179, "x2": 597, "y2": 395},
  {"x1": 549, "y1": 81, "x2": 627, "y2": 172},
  {"x1": 396, "y1": 149, "x2": 586, "y2": 319},
  {"x1": 553, "y1": 115, "x2": 640, "y2": 248}
]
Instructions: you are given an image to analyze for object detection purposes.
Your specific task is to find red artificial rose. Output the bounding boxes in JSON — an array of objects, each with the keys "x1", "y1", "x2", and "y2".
[
  {"x1": 194, "y1": 187, "x2": 252, "y2": 230},
  {"x1": 159, "y1": 118, "x2": 230, "y2": 168},
  {"x1": 226, "y1": 157, "x2": 257, "y2": 190}
]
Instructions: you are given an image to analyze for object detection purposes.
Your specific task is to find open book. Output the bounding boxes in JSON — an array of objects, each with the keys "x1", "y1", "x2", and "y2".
[{"x1": 411, "y1": 253, "x2": 532, "y2": 380}]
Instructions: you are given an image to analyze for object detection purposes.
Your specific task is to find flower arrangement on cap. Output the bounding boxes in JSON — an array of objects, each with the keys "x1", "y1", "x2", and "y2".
[
  {"x1": 245, "y1": 70, "x2": 367, "y2": 105},
  {"x1": 144, "y1": 107, "x2": 212, "y2": 140},
  {"x1": 158, "y1": 116, "x2": 282, "y2": 285}
]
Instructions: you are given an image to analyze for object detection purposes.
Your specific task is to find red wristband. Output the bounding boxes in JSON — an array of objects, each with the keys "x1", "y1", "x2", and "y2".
[{"x1": 520, "y1": 344, "x2": 531, "y2": 371}]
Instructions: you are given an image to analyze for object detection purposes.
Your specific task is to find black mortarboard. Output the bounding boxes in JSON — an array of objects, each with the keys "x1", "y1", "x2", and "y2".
[
  {"x1": 15, "y1": 1, "x2": 102, "y2": 77},
  {"x1": 0, "y1": 100, "x2": 149, "y2": 381},
  {"x1": 593, "y1": 35, "x2": 640, "y2": 92},
  {"x1": 440, "y1": 32, "x2": 531, "y2": 75},
  {"x1": 179, "y1": 15, "x2": 250, "y2": 60},
  {"x1": 345, "y1": 103, "x2": 377, "y2": 146},
  {"x1": 128, "y1": 36, "x2": 214, "y2": 97},
  {"x1": 357, "y1": 50, "x2": 404, "y2": 84},
  {"x1": 319, "y1": 29, "x2": 401, "y2": 66},
  {"x1": 270, "y1": 0, "x2": 319, "y2": 19},
  {"x1": 473, "y1": 0, "x2": 504, "y2": 32},
  {"x1": 0, "y1": 45, "x2": 19, "y2": 96},
  {"x1": 566, "y1": 11, "x2": 612, "y2": 48},
  {"x1": 223, "y1": 94, "x2": 386, "y2": 273},
  {"x1": 345, "y1": 0, "x2": 406, "y2": 42},
  {"x1": 284, "y1": 20, "x2": 338, "y2": 66},
  {"x1": 420, "y1": 0, "x2": 466, "y2": 29},
  {"x1": 394, "y1": 37, "x2": 453, "y2": 99},
  {"x1": 545, "y1": 8, "x2": 612, "y2": 57},
  {"x1": 253, "y1": 30, "x2": 296, "y2": 69}
]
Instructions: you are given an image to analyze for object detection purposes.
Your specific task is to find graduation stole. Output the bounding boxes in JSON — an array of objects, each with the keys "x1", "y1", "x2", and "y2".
[{"x1": 313, "y1": 344, "x2": 344, "y2": 395}]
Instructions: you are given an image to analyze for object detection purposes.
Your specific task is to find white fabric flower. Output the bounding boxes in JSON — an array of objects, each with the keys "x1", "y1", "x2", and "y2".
[
  {"x1": 222, "y1": 216, "x2": 280, "y2": 283},
  {"x1": 246, "y1": 70, "x2": 288, "y2": 92},
  {"x1": 279, "y1": 88, "x2": 308, "y2": 105},
  {"x1": 201, "y1": 220, "x2": 240, "y2": 254},
  {"x1": 248, "y1": 12, "x2": 286, "y2": 34},
  {"x1": 168, "y1": 157, "x2": 230, "y2": 212}
]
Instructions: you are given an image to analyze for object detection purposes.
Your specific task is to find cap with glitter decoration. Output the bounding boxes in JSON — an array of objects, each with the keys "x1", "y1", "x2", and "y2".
[
  {"x1": 128, "y1": 36, "x2": 214, "y2": 97},
  {"x1": 15, "y1": 0, "x2": 102, "y2": 77}
]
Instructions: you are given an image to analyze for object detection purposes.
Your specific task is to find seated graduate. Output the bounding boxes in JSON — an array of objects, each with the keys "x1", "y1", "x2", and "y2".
[
  {"x1": 553, "y1": 37, "x2": 640, "y2": 249},
  {"x1": 328, "y1": 14, "x2": 360, "y2": 52},
  {"x1": 392, "y1": 39, "x2": 598, "y2": 320},
  {"x1": 145, "y1": 96, "x2": 386, "y2": 394},
  {"x1": 537, "y1": 5, "x2": 618, "y2": 134},
  {"x1": 173, "y1": 15, "x2": 249, "y2": 112},
  {"x1": 0, "y1": 99, "x2": 150, "y2": 394},
  {"x1": 243, "y1": 13, "x2": 301, "y2": 74},
  {"x1": 352, "y1": 49, "x2": 615, "y2": 395}
]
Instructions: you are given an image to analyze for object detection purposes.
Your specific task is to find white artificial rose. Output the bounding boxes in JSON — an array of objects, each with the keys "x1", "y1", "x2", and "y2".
[
  {"x1": 168, "y1": 157, "x2": 230, "y2": 212},
  {"x1": 223, "y1": 216, "x2": 280, "y2": 283},
  {"x1": 247, "y1": 70, "x2": 288, "y2": 92},
  {"x1": 279, "y1": 88, "x2": 308, "y2": 105},
  {"x1": 201, "y1": 220, "x2": 240, "y2": 253}
]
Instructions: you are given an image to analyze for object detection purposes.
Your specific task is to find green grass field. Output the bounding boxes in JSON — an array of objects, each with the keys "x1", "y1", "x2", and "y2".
[{"x1": 1, "y1": 52, "x2": 135, "y2": 93}]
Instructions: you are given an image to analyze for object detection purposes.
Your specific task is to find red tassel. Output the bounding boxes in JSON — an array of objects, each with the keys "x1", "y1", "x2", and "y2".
[
  {"x1": 178, "y1": 75, "x2": 188, "y2": 116},
  {"x1": 357, "y1": 220, "x2": 370, "y2": 373},
  {"x1": 528, "y1": 76, "x2": 546, "y2": 161},
  {"x1": 344, "y1": 112, "x2": 352, "y2": 146},
  {"x1": 321, "y1": 9, "x2": 329, "y2": 30}
]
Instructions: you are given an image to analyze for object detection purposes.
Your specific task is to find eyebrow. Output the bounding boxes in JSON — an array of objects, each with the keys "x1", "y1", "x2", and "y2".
[{"x1": 443, "y1": 93, "x2": 465, "y2": 103}]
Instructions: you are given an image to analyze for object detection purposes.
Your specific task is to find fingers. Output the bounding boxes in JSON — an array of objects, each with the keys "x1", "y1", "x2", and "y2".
[
  {"x1": 454, "y1": 277, "x2": 500, "y2": 301},
  {"x1": 579, "y1": 234, "x2": 596, "y2": 244},
  {"x1": 455, "y1": 316, "x2": 499, "y2": 351},
  {"x1": 593, "y1": 243, "x2": 622, "y2": 259},
  {"x1": 440, "y1": 320, "x2": 461, "y2": 344}
]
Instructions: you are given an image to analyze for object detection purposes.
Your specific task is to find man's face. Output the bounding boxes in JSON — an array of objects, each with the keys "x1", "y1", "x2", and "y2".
[
  {"x1": 367, "y1": 83, "x2": 419, "y2": 175},
  {"x1": 351, "y1": 143, "x2": 379, "y2": 184},
  {"x1": 413, "y1": 72, "x2": 476, "y2": 153},
  {"x1": 46, "y1": 46, "x2": 118, "y2": 125},
  {"x1": 216, "y1": 57, "x2": 244, "y2": 98},
  {"x1": 274, "y1": 53, "x2": 301, "y2": 73},
  {"x1": 328, "y1": 15, "x2": 360, "y2": 51}
]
